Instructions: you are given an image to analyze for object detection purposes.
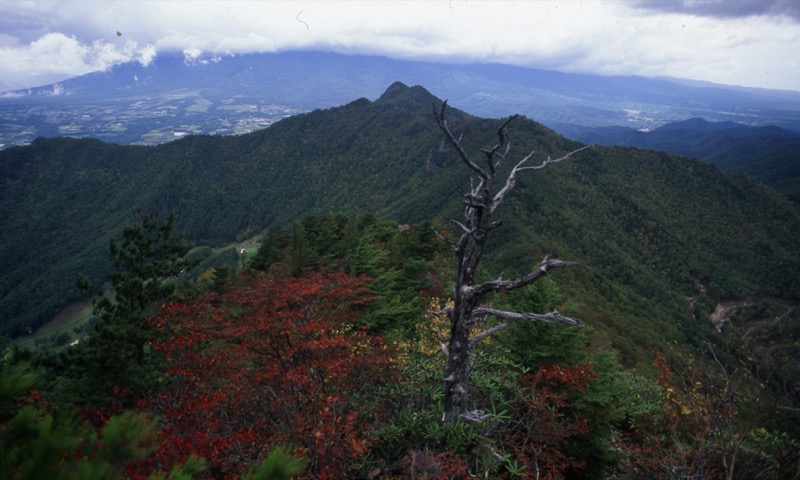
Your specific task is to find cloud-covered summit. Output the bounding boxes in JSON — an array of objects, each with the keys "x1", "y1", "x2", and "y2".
[{"x1": 1, "y1": 1, "x2": 798, "y2": 93}]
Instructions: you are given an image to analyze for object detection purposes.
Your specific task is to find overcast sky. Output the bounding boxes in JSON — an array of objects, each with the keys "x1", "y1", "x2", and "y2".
[{"x1": 1, "y1": 0, "x2": 799, "y2": 93}]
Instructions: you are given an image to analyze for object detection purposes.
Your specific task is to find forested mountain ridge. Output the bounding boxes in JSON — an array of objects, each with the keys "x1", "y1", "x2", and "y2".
[
  {"x1": 571, "y1": 117, "x2": 800, "y2": 200},
  {"x1": 2, "y1": 82, "x2": 800, "y2": 375}
]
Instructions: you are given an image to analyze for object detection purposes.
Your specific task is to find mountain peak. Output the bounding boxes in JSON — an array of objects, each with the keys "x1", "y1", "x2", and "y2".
[
  {"x1": 379, "y1": 81, "x2": 410, "y2": 100},
  {"x1": 375, "y1": 82, "x2": 442, "y2": 112},
  {"x1": 377, "y1": 81, "x2": 438, "y2": 103}
]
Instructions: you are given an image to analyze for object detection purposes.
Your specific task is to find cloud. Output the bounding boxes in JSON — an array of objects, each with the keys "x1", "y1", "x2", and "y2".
[
  {"x1": 135, "y1": 43, "x2": 157, "y2": 67},
  {"x1": 633, "y1": 0, "x2": 800, "y2": 21},
  {"x1": 0, "y1": 31, "x2": 159, "y2": 90},
  {"x1": 182, "y1": 47, "x2": 202, "y2": 65},
  {"x1": 0, "y1": 1, "x2": 798, "y2": 92}
]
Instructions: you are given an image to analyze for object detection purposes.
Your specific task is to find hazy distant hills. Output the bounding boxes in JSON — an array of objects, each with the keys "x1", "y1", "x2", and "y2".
[
  {"x1": 2, "y1": 83, "x2": 799, "y2": 372},
  {"x1": 2, "y1": 51, "x2": 800, "y2": 149},
  {"x1": 571, "y1": 118, "x2": 800, "y2": 200}
]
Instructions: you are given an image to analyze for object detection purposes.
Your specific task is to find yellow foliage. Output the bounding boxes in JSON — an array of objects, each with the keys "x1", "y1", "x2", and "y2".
[
  {"x1": 405, "y1": 296, "x2": 499, "y2": 355},
  {"x1": 391, "y1": 295, "x2": 500, "y2": 370},
  {"x1": 414, "y1": 297, "x2": 454, "y2": 357},
  {"x1": 196, "y1": 267, "x2": 217, "y2": 290}
]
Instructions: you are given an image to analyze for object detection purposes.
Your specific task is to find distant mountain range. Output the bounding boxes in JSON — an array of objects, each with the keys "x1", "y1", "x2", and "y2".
[
  {"x1": 571, "y1": 118, "x2": 800, "y2": 200},
  {"x1": 2, "y1": 83, "x2": 799, "y2": 377},
  {"x1": 2, "y1": 51, "x2": 800, "y2": 150}
]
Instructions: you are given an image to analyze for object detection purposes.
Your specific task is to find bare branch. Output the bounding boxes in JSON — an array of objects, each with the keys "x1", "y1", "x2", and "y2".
[
  {"x1": 516, "y1": 145, "x2": 591, "y2": 172},
  {"x1": 489, "y1": 149, "x2": 535, "y2": 214},
  {"x1": 492, "y1": 142, "x2": 513, "y2": 172},
  {"x1": 452, "y1": 219, "x2": 472, "y2": 234},
  {"x1": 477, "y1": 439, "x2": 506, "y2": 461},
  {"x1": 434, "y1": 101, "x2": 488, "y2": 180},
  {"x1": 466, "y1": 176, "x2": 485, "y2": 200},
  {"x1": 433, "y1": 306, "x2": 453, "y2": 318},
  {"x1": 706, "y1": 341, "x2": 737, "y2": 401},
  {"x1": 459, "y1": 409, "x2": 494, "y2": 423},
  {"x1": 486, "y1": 220, "x2": 503, "y2": 232},
  {"x1": 462, "y1": 200, "x2": 485, "y2": 210},
  {"x1": 480, "y1": 114, "x2": 519, "y2": 174},
  {"x1": 490, "y1": 145, "x2": 590, "y2": 214},
  {"x1": 466, "y1": 254, "x2": 577, "y2": 299},
  {"x1": 469, "y1": 322, "x2": 508, "y2": 347},
  {"x1": 432, "y1": 227, "x2": 458, "y2": 252},
  {"x1": 472, "y1": 307, "x2": 582, "y2": 326}
]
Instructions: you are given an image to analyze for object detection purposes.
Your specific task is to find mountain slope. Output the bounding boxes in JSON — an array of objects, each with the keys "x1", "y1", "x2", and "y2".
[
  {"x1": 2, "y1": 83, "x2": 799, "y2": 372},
  {"x1": 572, "y1": 118, "x2": 800, "y2": 200}
]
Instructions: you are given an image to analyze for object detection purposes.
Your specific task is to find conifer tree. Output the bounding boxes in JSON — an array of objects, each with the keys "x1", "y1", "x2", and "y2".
[{"x1": 52, "y1": 211, "x2": 193, "y2": 407}]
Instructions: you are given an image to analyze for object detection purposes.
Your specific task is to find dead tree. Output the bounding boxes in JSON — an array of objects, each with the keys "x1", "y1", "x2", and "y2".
[{"x1": 433, "y1": 101, "x2": 589, "y2": 424}]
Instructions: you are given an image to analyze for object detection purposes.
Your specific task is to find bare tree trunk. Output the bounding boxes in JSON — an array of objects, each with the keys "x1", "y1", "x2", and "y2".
[
  {"x1": 443, "y1": 303, "x2": 473, "y2": 422},
  {"x1": 433, "y1": 101, "x2": 588, "y2": 423}
]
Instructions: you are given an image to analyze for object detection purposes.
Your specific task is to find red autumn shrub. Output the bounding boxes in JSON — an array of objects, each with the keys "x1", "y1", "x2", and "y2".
[
  {"x1": 141, "y1": 270, "x2": 395, "y2": 478},
  {"x1": 505, "y1": 364, "x2": 596, "y2": 480}
]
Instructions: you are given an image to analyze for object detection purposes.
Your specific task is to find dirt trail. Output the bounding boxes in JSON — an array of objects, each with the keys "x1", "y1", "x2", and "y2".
[{"x1": 742, "y1": 304, "x2": 796, "y2": 340}]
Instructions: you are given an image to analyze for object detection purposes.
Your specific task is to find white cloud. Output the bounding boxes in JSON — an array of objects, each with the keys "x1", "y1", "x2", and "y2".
[
  {"x1": 0, "y1": 30, "x2": 161, "y2": 90},
  {"x1": 0, "y1": 0, "x2": 798, "y2": 92},
  {"x1": 137, "y1": 44, "x2": 157, "y2": 67},
  {"x1": 182, "y1": 47, "x2": 202, "y2": 65}
]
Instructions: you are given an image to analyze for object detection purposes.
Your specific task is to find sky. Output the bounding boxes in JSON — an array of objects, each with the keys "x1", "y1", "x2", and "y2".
[{"x1": 1, "y1": 0, "x2": 799, "y2": 93}]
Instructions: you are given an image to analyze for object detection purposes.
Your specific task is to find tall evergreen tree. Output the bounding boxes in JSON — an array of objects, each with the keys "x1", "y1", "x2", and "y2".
[
  {"x1": 51, "y1": 211, "x2": 193, "y2": 407},
  {"x1": 93, "y1": 211, "x2": 194, "y2": 362}
]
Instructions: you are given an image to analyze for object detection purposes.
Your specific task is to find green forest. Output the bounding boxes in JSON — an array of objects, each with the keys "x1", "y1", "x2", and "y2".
[{"x1": 1, "y1": 82, "x2": 799, "y2": 478}]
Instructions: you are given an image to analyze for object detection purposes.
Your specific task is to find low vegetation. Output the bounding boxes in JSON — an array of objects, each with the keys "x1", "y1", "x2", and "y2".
[
  {"x1": 3, "y1": 209, "x2": 798, "y2": 478},
  {"x1": 2, "y1": 84, "x2": 799, "y2": 478}
]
